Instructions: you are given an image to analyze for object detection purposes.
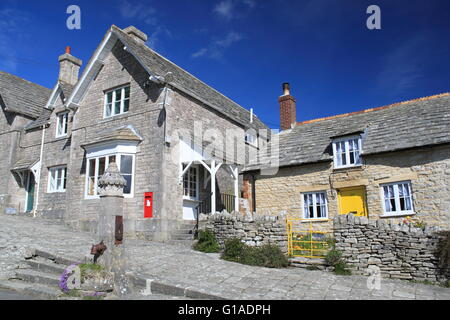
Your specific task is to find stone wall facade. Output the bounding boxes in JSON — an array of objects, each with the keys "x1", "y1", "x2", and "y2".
[
  {"x1": 246, "y1": 144, "x2": 450, "y2": 230},
  {"x1": 200, "y1": 211, "x2": 288, "y2": 253},
  {"x1": 334, "y1": 213, "x2": 449, "y2": 282}
]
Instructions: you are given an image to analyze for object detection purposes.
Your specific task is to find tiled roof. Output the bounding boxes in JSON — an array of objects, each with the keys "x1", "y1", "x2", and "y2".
[
  {"x1": 112, "y1": 26, "x2": 267, "y2": 132},
  {"x1": 0, "y1": 71, "x2": 51, "y2": 118},
  {"x1": 244, "y1": 93, "x2": 450, "y2": 171}
]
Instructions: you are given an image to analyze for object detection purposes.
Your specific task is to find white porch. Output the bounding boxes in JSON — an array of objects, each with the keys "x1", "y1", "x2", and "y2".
[{"x1": 178, "y1": 139, "x2": 240, "y2": 220}]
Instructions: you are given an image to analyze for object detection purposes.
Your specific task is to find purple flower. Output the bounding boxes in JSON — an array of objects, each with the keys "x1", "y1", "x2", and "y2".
[{"x1": 59, "y1": 263, "x2": 79, "y2": 293}]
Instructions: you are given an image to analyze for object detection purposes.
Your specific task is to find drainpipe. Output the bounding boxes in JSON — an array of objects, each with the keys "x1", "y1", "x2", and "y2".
[
  {"x1": 251, "y1": 173, "x2": 256, "y2": 214},
  {"x1": 34, "y1": 124, "x2": 46, "y2": 218}
]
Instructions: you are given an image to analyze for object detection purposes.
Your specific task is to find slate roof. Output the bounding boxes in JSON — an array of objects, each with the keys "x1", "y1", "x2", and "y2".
[
  {"x1": 24, "y1": 81, "x2": 76, "y2": 131},
  {"x1": 112, "y1": 26, "x2": 267, "y2": 132},
  {"x1": 11, "y1": 157, "x2": 39, "y2": 171},
  {"x1": 0, "y1": 71, "x2": 51, "y2": 118},
  {"x1": 24, "y1": 108, "x2": 53, "y2": 131},
  {"x1": 244, "y1": 93, "x2": 450, "y2": 171}
]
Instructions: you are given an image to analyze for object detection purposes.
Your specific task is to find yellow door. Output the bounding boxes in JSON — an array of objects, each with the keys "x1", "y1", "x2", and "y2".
[{"x1": 338, "y1": 186, "x2": 368, "y2": 217}]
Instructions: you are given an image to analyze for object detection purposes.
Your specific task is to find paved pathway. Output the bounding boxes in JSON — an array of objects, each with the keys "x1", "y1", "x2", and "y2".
[{"x1": 1, "y1": 214, "x2": 449, "y2": 300}]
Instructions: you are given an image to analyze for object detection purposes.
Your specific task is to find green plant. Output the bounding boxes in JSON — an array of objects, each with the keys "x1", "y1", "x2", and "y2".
[
  {"x1": 193, "y1": 229, "x2": 221, "y2": 253},
  {"x1": 221, "y1": 239, "x2": 289, "y2": 268},
  {"x1": 221, "y1": 238, "x2": 245, "y2": 262},
  {"x1": 79, "y1": 263, "x2": 104, "y2": 282},
  {"x1": 325, "y1": 248, "x2": 352, "y2": 275}
]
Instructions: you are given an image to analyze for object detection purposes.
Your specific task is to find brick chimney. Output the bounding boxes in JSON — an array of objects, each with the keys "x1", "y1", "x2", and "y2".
[
  {"x1": 279, "y1": 83, "x2": 296, "y2": 130},
  {"x1": 123, "y1": 26, "x2": 148, "y2": 45},
  {"x1": 58, "y1": 46, "x2": 82, "y2": 86}
]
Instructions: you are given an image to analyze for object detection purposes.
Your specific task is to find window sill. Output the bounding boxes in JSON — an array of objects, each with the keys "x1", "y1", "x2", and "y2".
[
  {"x1": 300, "y1": 218, "x2": 330, "y2": 223},
  {"x1": 85, "y1": 194, "x2": 134, "y2": 200},
  {"x1": 47, "y1": 190, "x2": 66, "y2": 193},
  {"x1": 380, "y1": 212, "x2": 415, "y2": 218},
  {"x1": 101, "y1": 112, "x2": 129, "y2": 122},
  {"x1": 333, "y1": 164, "x2": 363, "y2": 172}
]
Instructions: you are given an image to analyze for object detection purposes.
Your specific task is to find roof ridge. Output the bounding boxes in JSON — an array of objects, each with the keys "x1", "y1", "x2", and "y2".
[
  {"x1": 113, "y1": 26, "x2": 260, "y2": 122},
  {"x1": 296, "y1": 92, "x2": 450, "y2": 126},
  {"x1": 0, "y1": 71, "x2": 51, "y2": 92}
]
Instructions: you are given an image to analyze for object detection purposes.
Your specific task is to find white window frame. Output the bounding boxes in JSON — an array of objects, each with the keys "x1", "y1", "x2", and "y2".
[
  {"x1": 84, "y1": 153, "x2": 135, "y2": 199},
  {"x1": 245, "y1": 131, "x2": 258, "y2": 148},
  {"x1": 48, "y1": 166, "x2": 67, "y2": 193},
  {"x1": 55, "y1": 111, "x2": 69, "y2": 138},
  {"x1": 380, "y1": 181, "x2": 415, "y2": 216},
  {"x1": 301, "y1": 191, "x2": 329, "y2": 220},
  {"x1": 182, "y1": 164, "x2": 199, "y2": 201},
  {"x1": 332, "y1": 135, "x2": 362, "y2": 169},
  {"x1": 103, "y1": 85, "x2": 130, "y2": 118}
]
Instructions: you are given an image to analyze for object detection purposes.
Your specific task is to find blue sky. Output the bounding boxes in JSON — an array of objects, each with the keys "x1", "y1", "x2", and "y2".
[{"x1": 1, "y1": 0, "x2": 449, "y2": 128}]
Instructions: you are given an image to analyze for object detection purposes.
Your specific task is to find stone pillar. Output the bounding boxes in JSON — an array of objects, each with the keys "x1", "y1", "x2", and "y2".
[{"x1": 97, "y1": 162, "x2": 130, "y2": 296}]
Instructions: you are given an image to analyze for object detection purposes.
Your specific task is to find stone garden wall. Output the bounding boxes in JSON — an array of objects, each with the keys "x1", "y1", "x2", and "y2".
[
  {"x1": 334, "y1": 213, "x2": 449, "y2": 282},
  {"x1": 200, "y1": 211, "x2": 288, "y2": 253}
]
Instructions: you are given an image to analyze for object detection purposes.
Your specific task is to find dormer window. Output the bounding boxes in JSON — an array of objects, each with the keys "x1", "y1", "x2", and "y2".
[
  {"x1": 332, "y1": 135, "x2": 362, "y2": 168},
  {"x1": 104, "y1": 85, "x2": 130, "y2": 118},
  {"x1": 56, "y1": 111, "x2": 69, "y2": 137},
  {"x1": 245, "y1": 131, "x2": 258, "y2": 148}
]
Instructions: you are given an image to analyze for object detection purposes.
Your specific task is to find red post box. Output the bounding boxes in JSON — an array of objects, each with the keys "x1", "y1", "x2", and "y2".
[{"x1": 144, "y1": 192, "x2": 153, "y2": 218}]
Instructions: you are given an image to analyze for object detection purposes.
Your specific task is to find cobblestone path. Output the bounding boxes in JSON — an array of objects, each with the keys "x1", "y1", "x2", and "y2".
[{"x1": 1, "y1": 214, "x2": 449, "y2": 300}]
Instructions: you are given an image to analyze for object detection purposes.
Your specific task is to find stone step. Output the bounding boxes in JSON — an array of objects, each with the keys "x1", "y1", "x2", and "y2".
[
  {"x1": 171, "y1": 234, "x2": 195, "y2": 240},
  {"x1": 24, "y1": 259, "x2": 67, "y2": 275},
  {"x1": 34, "y1": 249, "x2": 83, "y2": 266},
  {"x1": 0, "y1": 279, "x2": 61, "y2": 299},
  {"x1": 15, "y1": 269, "x2": 61, "y2": 287}
]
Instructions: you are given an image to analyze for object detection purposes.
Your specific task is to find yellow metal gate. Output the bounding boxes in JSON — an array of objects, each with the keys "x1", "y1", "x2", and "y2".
[{"x1": 286, "y1": 217, "x2": 333, "y2": 258}]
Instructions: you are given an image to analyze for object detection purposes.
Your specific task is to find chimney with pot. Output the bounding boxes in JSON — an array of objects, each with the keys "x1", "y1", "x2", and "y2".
[
  {"x1": 123, "y1": 26, "x2": 148, "y2": 45},
  {"x1": 58, "y1": 46, "x2": 82, "y2": 86},
  {"x1": 279, "y1": 82, "x2": 297, "y2": 130}
]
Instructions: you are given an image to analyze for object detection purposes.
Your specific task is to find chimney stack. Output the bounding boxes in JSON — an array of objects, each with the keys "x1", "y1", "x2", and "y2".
[
  {"x1": 123, "y1": 26, "x2": 148, "y2": 45},
  {"x1": 58, "y1": 46, "x2": 82, "y2": 86},
  {"x1": 279, "y1": 83, "x2": 296, "y2": 130}
]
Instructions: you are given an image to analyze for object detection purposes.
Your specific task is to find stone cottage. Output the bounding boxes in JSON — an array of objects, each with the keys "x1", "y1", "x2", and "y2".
[
  {"x1": 243, "y1": 83, "x2": 450, "y2": 230},
  {"x1": 0, "y1": 25, "x2": 268, "y2": 241}
]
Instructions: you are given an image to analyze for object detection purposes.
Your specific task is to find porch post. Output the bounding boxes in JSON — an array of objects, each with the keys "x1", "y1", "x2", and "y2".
[
  {"x1": 211, "y1": 160, "x2": 216, "y2": 214},
  {"x1": 233, "y1": 166, "x2": 239, "y2": 212}
]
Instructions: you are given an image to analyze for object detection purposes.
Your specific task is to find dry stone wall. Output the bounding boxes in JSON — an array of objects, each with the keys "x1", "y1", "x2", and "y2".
[
  {"x1": 200, "y1": 211, "x2": 288, "y2": 253},
  {"x1": 334, "y1": 213, "x2": 449, "y2": 282}
]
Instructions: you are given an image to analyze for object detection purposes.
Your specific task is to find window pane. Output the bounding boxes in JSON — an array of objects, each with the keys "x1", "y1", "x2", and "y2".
[
  {"x1": 114, "y1": 100, "x2": 121, "y2": 115},
  {"x1": 49, "y1": 170, "x2": 56, "y2": 191},
  {"x1": 120, "y1": 155, "x2": 133, "y2": 174},
  {"x1": 106, "y1": 91, "x2": 113, "y2": 104},
  {"x1": 105, "y1": 103, "x2": 112, "y2": 117},
  {"x1": 64, "y1": 116, "x2": 68, "y2": 134},
  {"x1": 98, "y1": 157, "x2": 106, "y2": 177},
  {"x1": 124, "y1": 86, "x2": 130, "y2": 98},
  {"x1": 123, "y1": 175, "x2": 131, "y2": 194},
  {"x1": 123, "y1": 99, "x2": 129, "y2": 113},
  {"x1": 89, "y1": 159, "x2": 96, "y2": 177}
]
